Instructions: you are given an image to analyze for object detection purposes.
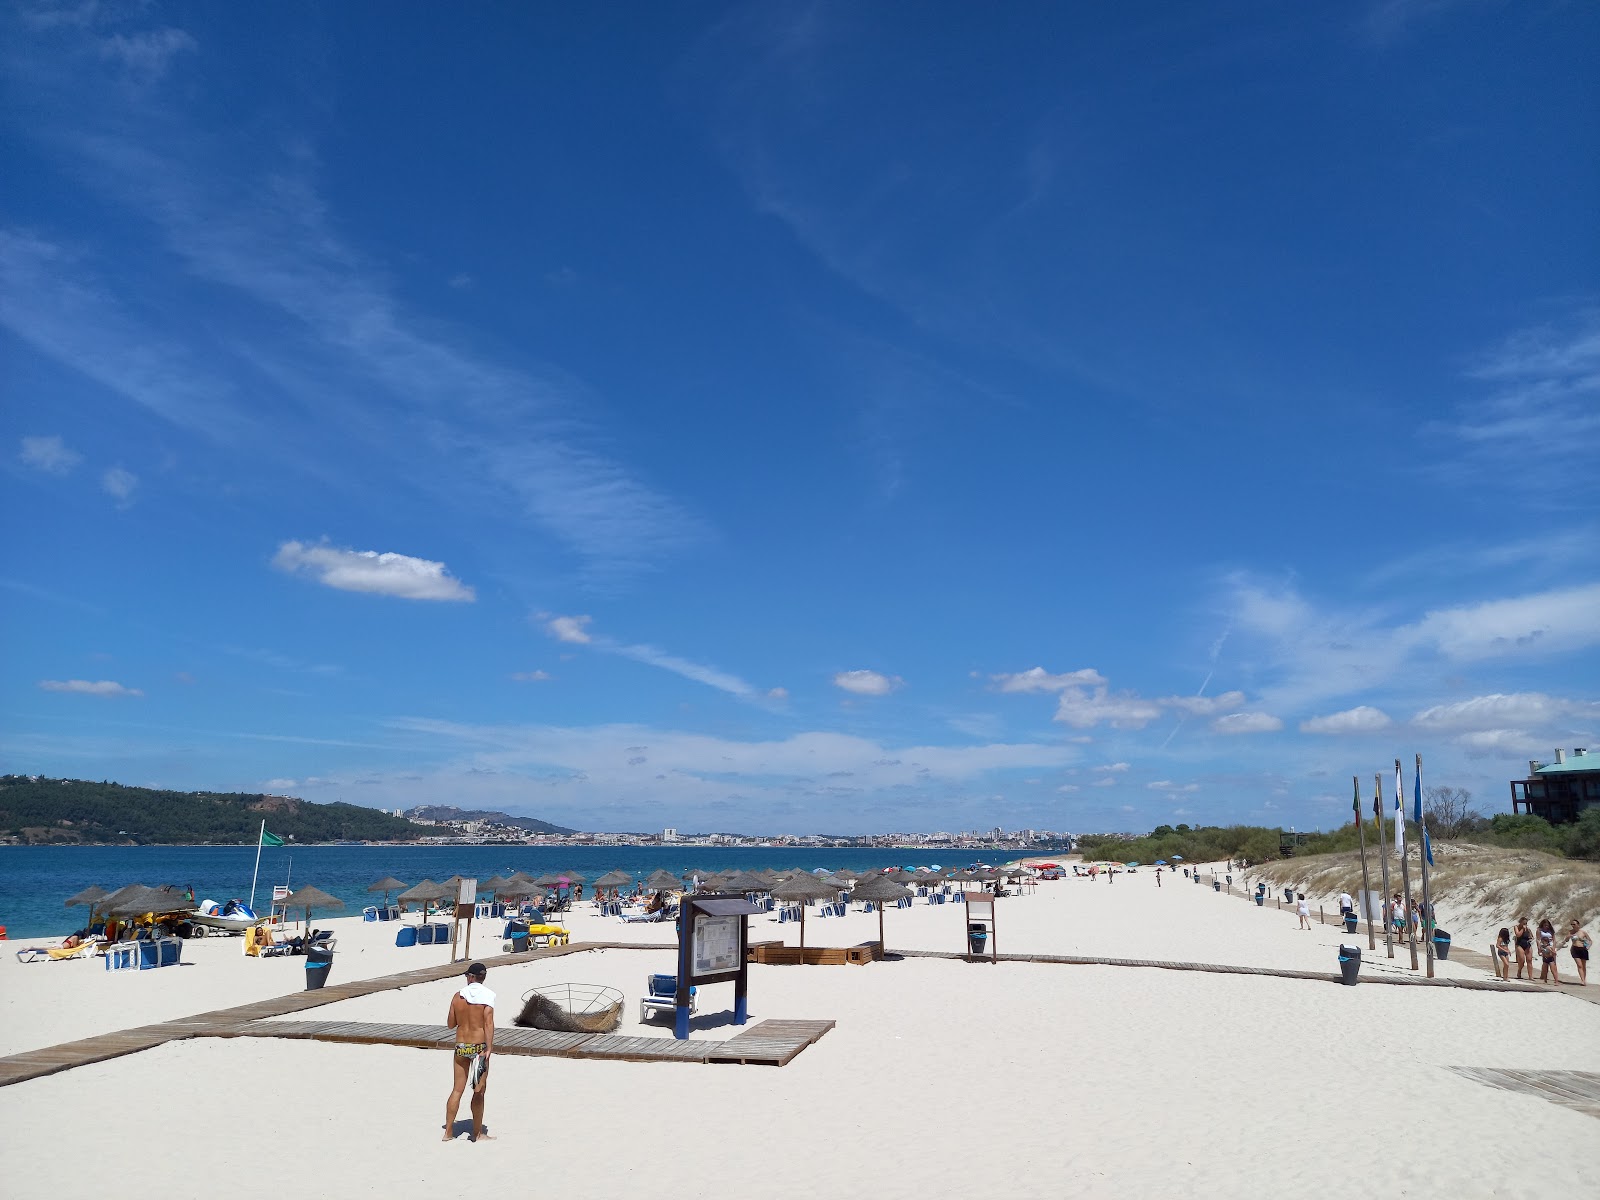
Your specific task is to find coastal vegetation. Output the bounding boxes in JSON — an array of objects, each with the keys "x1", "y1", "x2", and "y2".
[{"x1": 0, "y1": 776, "x2": 430, "y2": 845}]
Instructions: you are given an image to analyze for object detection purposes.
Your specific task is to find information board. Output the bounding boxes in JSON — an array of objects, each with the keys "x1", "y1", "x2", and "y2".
[{"x1": 692, "y1": 913, "x2": 742, "y2": 976}]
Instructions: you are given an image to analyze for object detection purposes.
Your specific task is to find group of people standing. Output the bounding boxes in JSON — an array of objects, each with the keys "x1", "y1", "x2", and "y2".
[{"x1": 1494, "y1": 917, "x2": 1590, "y2": 985}]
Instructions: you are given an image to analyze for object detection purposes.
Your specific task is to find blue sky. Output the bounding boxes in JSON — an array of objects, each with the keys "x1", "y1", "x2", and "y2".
[{"x1": 3, "y1": 1, "x2": 1597, "y2": 836}]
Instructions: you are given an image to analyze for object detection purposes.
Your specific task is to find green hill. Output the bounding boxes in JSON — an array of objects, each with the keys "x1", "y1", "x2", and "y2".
[{"x1": 0, "y1": 776, "x2": 432, "y2": 845}]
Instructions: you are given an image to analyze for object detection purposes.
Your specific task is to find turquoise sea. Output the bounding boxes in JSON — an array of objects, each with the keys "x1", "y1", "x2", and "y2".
[{"x1": 0, "y1": 844, "x2": 989, "y2": 939}]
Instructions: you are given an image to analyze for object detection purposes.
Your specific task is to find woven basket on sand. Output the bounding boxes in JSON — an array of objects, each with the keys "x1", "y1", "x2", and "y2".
[{"x1": 515, "y1": 983, "x2": 623, "y2": 1033}]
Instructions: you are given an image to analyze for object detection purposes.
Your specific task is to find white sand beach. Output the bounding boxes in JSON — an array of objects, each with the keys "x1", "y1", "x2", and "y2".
[{"x1": 3, "y1": 869, "x2": 1596, "y2": 1198}]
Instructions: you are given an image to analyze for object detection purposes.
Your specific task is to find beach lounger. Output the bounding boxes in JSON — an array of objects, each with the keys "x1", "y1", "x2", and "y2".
[
  {"x1": 639, "y1": 973, "x2": 695, "y2": 1023},
  {"x1": 16, "y1": 941, "x2": 98, "y2": 962}
]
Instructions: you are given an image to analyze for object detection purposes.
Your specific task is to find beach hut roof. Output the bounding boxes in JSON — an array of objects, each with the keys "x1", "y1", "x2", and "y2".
[
  {"x1": 278, "y1": 886, "x2": 345, "y2": 913},
  {"x1": 398, "y1": 879, "x2": 447, "y2": 902},
  {"x1": 851, "y1": 874, "x2": 912, "y2": 903},
  {"x1": 368, "y1": 876, "x2": 408, "y2": 893},
  {"x1": 771, "y1": 875, "x2": 836, "y2": 902},
  {"x1": 65, "y1": 884, "x2": 110, "y2": 908}
]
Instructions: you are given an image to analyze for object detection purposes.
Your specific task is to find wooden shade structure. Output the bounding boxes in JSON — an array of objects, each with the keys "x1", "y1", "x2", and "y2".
[
  {"x1": 770, "y1": 875, "x2": 836, "y2": 961},
  {"x1": 723, "y1": 871, "x2": 770, "y2": 894},
  {"x1": 65, "y1": 885, "x2": 110, "y2": 926},
  {"x1": 644, "y1": 869, "x2": 681, "y2": 892},
  {"x1": 106, "y1": 885, "x2": 192, "y2": 919},
  {"x1": 367, "y1": 876, "x2": 407, "y2": 907},
  {"x1": 592, "y1": 870, "x2": 633, "y2": 888},
  {"x1": 398, "y1": 878, "x2": 447, "y2": 920},
  {"x1": 478, "y1": 875, "x2": 514, "y2": 898},
  {"x1": 851, "y1": 872, "x2": 912, "y2": 954}
]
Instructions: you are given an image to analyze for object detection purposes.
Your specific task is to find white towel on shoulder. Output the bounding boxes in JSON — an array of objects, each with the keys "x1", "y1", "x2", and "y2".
[{"x1": 459, "y1": 982, "x2": 496, "y2": 1007}]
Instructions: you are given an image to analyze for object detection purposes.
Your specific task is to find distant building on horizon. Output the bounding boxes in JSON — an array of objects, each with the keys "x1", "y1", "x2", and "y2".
[{"x1": 1511, "y1": 748, "x2": 1599, "y2": 825}]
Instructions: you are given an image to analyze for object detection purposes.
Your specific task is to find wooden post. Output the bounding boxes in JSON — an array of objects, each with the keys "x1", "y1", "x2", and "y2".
[
  {"x1": 878, "y1": 903, "x2": 885, "y2": 957},
  {"x1": 799, "y1": 902, "x2": 807, "y2": 964},
  {"x1": 1355, "y1": 775, "x2": 1376, "y2": 951},
  {"x1": 1375, "y1": 774, "x2": 1393, "y2": 959},
  {"x1": 1416, "y1": 753, "x2": 1435, "y2": 979},
  {"x1": 1396, "y1": 759, "x2": 1419, "y2": 971}
]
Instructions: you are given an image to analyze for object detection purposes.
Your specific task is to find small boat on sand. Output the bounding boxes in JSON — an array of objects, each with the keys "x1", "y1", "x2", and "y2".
[{"x1": 183, "y1": 898, "x2": 260, "y2": 935}]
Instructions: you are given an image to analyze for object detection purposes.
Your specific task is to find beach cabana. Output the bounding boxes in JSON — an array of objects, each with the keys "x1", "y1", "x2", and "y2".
[
  {"x1": 851, "y1": 872, "x2": 912, "y2": 954},
  {"x1": 771, "y1": 874, "x2": 837, "y2": 962},
  {"x1": 368, "y1": 876, "x2": 407, "y2": 909},
  {"x1": 278, "y1": 885, "x2": 344, "y2": 931}
]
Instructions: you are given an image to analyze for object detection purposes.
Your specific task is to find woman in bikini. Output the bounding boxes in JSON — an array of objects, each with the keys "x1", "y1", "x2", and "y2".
[
  {"x1": 1536, "y1": 918, "x2": 1559, "y2": 984},
  {"x1": 1513, "y1": 917, "x2": 1534, "y2": 979},
  {"x1": 1567, "y1": 919, "x2": 1590, "y2": 986},
  {"x1": 1493, "y1": 928, "x2": 1512, "y2": 980}
]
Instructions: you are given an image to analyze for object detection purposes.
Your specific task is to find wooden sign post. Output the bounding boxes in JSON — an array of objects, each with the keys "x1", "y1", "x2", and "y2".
[
  {"x1": 675, "y1": 894, "x2": 759, "y2": 1040},
  {"x1": 965, "y1": 892, "x2": 998, "y2": 963},
  {"x1": 451, "y1": 878, "x2": 478, "y2": 963}
]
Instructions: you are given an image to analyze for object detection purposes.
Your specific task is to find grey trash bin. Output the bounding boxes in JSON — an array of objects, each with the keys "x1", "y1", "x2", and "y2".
[
  {"x1": 1255, "y1": 894, "x2": 1264, "y2": 906},
  {"x1": 967, "y1": 923, "x2": 988, "y2": 956},
  {"x1": 1213, "y1": 880, "x2": 1221, "y2": 892},
  {"x1": 304, "y1": 946, "x2": 334, "y2": 990},
  {"x1": 1337, "y1": 945, "x2": 1360, "y2": 986},
  {"x1": 1432, "y1": 930, "x2": 1452, "y2": 960},
  {"x1": 1343, "y1": 912, "x2": 1359, "y2": 933}
]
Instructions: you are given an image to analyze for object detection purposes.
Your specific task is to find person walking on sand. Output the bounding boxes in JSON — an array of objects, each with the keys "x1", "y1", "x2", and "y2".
[
  {"x1": 1566, "y1": 919, "x2": 1590, "y2": 985},
  {"x1": 1537, "y1": 919, "x2": 1560, "y2": 984},
  {"x1": 444, "y1": 962, "x2": 495, "y2": 1142},
  {"x1": 1337, "y1": 891, "x2": 1353, "y2": 920},
  {"x1": 1155, "y1": 867, "x2": 1162, "y2": 887},
  {"x1": 1513, "y1": 917, "x2": 1534, "y2": 979},
  {"x1": 1493, "y1": 928, "x2": 1512, "y2": 980},
  {"x1": 1296, "y1": 893, "x2": 1311, "y2": 930}
]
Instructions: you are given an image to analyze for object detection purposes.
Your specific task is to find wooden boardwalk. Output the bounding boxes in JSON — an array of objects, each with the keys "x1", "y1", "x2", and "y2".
[
  {"x1": 894, "y1": 948, "x2": 1544, "y2": 991},
  {"x1": 0, "y1": 940, "x2": 834, "y2": 1088},
  {"x1": 1448, "y1": 1067, "x2": 1600, "y2": 1120}
]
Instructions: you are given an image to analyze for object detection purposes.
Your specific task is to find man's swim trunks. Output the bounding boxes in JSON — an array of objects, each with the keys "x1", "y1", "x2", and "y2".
[{"x1": 455, "y1": 1042, "x2": 487, "y2": 1058}]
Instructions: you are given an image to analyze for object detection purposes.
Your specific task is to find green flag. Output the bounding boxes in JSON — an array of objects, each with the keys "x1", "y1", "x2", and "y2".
[
  {"x1": 260, "y1": 829, "x2": 285, "y2": 847},
  {"x1": 1353, "y1": 777, "x2": 1362, "y2": 829}
]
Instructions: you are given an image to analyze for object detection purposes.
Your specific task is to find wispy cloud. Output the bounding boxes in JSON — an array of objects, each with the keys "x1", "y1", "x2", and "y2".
[
  {"x1": 100, "y1": 465, "x2": 137, "y2": 505},
  {"x1": 2, "y1": 20, "x2": 703, "y2": 577},
  {"x1": 273, "y1": 540, "x2": 475, "y2": 602},
  {"x1": 1211, "y1": 712, "x2": 1283, "y2": 735},
  {"x1": 19, "y1": 435, "x2": 82, "y2": 474},
  {"x1": 1299, "y1": 706, "x2": 1392, "y2": 734},
  {"x1": 511, "y1": 670, "x2": 552, "y2": 683},
  {"x1": 833, "y1": 669, "x2": 900, "y2": 697},
  {"x1": 38, "y1": 678, "x2": 142, "y2": 697},
  {"x1": 540, "y1": 613, "x2": 765, "y2": 699}
]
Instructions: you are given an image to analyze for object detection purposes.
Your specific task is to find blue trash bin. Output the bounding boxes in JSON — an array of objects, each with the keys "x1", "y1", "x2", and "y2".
[
  {"x1": 305, "y1": 947, "x2": 334, "y2": 990},
  {"x1": 1432, "y1": 930, "x2": 1452, "y2": 960},
  {"x1": 1338, "y1": 945, "x2": 1361, "y2": 985},
  {"x1": 967, "y1": 923, "x2": 988, "y2": 956}
]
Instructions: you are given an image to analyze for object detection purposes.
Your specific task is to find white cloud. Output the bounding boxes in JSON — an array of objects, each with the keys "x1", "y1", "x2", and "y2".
[
  {"x1": 101, "y1": 466, "x2": 137, "y2": 504},
  {"x1": 1148, "y1": 780, "x2": 1200, "y2": 793},
  {"x1": 991, "y1": 666, "x2": 1106, "y2": 693},
  {"x1": 38, "y1": 678, "x2": 143, "y2": 697},
  {"x1": 1413, "y1": 584, "x2": 1600, "y2": 661},
  {"x1": 1094, "y1": 762, "x2": 1130, "y2": 773},
  {"x1": 767, "y1": 687, "x2": 788, "y2": 702},
  {"x1": 834, "y1": 669, "x2": 900, "y2": 697},
  {"x1": 1299, "y1": 706, "x2": 1392, "y2": 735},
  {"x1": 1455, "y1": 729, "x2": 1551, "y2": 757},
  {"x1": 1091, "y1": 777, "x2": 1118, "y2": 788},
  {"x1": 272, "y1": 540, "x2": 475, "y2": 602},
  {"x1": 261, "y1": 778, "x2": 298, "y2": 791},
  {"x1": 19, "y1": 435, "x2": 81, "y2": 474},
  {"x1": 1160, "y1": 690, "x2": 1246, "y2": 717},
  {"x1": 545, "y1": 615, "x2": 593, "y2": 644},
  {"x1": 1411, "y1": 692, "x2": 1600, "y2": 732},
  {"x1": 1055, "y1": 686, "x2": 1162, "y2": 730},
  {"x1": 1056, "y1": 783, "x2": 1079, "y2": 793},
  {"x1": 1212, "y1": 712, "x2": 1283, "y2": 735},
  {"x1": 511, "y1": 670, "x2": 552, "y2": 682}
]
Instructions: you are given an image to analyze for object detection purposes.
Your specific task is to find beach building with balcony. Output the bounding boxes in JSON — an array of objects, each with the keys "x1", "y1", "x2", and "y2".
[{"x1": 1510, "y1": 748, "x2": 1600, "y2": 824}]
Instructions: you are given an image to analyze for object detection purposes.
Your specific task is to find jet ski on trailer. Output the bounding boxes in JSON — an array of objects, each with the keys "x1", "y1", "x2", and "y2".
[{"x1": 181, "y1": 898, "x2": 259, "y2": 936}]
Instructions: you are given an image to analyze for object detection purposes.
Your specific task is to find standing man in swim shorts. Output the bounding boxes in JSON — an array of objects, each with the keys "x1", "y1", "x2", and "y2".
[{"x1": 444, "y1": 962, "x2": 495, "y2": 1142}]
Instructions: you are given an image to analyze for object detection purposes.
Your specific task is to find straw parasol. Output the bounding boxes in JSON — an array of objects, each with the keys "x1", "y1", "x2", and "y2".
[
  {"x1": 559, "y1": 870, "x2": 588, "y2": 885},
  {"x1": 533, "y1": 872, "x2": 566, "y2": 887},
  {"x1": 723, "y1": 871, "x2": 770, "y2": 894},
  {"x1": 368, "y1": 876, "x2": 407, "y2": 908},
  {"x1": 592, "y1": 870, "x2": 633, "y2": 888},
  {"x1": 398, "y1": 878, "x2": 448, "y2": 920},
  {"x1": 644, "y1": 869, "x2": 680, "y2": 892},
  {"x1": 65, "y1": 885, "x2": 110, "y2": 927},
  {"x1": 479, "y1": 875, "x2": 514, "y2": 899},
  {"x1": 771, "y1": 874, "x2": 837, "y2": 962},
  {"x1": 278, "y1": 885, "x2": 344, "y2": 930},
  {"x1": 106, "y1": 884, "x2": 193, "y2": 920},
  {"x1": 851, "y1": 872, "x2": 912, "y2": 954}
]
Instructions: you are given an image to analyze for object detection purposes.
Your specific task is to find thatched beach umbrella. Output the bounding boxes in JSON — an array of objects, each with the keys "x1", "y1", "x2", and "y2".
[
  {"x1": 559, "y1": 870, "x2": 588, "y2": 885},
  {"x1": 65, "y1": 884, "x2": 110, "y2": 927},
  {"x1": 829, "y1": 868, "x2": 858, "y2": 884},
  {"x1": 723, "y1": 871, "x2": 770, "y2": 894},
  {"x1": 771, "y1": 874, "x2": 837, "y2": 962},
  {"x1": 278, "y1": 885, "x2": 344, "y2": 931},
  {"x1": 851, "y1": 872, "x2": 912, "y2": 955},
  {"x1": 533, "y1": 872, "x2": 566, "y2": 887},
  {"x1": 368, "y1": 876, "x2": 407, "y2": 908},
  {"x1": 592, "y1": 870, "x2": 633, "y2": 888},
  {"x1": 644, "y1": 869, "x2": 680, "y2": 892},
  {"x1": 478, "y1": 875, "x2": 514, "y2": 900},
  {"x1": 399, "y1": 878, "x2": 447, "y2": 920},
  {"x1": 106, "y1": 885, "x2": 193, "y2": 920}
]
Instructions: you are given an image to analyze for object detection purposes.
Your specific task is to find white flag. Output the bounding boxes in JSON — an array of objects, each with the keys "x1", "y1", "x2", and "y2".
[{"x1": 1393, "y1": 763, "x2": 1405, "y2": 856}]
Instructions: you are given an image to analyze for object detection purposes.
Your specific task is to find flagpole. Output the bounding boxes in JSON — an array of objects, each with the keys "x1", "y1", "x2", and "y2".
[
  {"x1": 1355, "y1": 776, "x2": 1376, "y2": 951},
  {"x1": 1375, "y1": 774, "x2": 1393, "y2": 959},
  {"x1": 1396, "y1": 758, "x2": 1419, "y2": 971},
  {"x1": 249, "y1": 819, "x2": 265, "y2": 913},
  {"x1": 1416, "y1": 752, "x2": 1435, "y2": 979}
]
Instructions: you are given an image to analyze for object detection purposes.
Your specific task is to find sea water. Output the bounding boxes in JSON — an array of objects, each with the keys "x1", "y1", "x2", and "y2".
[{"x1": 0, "y1": 844, "x2": 985, "y2": 939}]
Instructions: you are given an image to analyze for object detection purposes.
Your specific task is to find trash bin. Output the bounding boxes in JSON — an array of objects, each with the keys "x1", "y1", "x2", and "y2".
[
  {"x1": 1343, "y1": 912, "x2": 1359, "y2": 933},
  {"x1": 1255, "y1": 894, "x2": 1265, "y2": 906},
  {"x1": 1432, "y1": 930, "x2": 1451, "y2": 960},
  {"x1": 508, "y1": 921, "x2": 529, "y2": 953},
  {"x1": 304, "y1": 947, "x2": 334, "y2": 991},
  {"x1": 967, "y1": 923, "x2": 988, "y2": 956},
  {"x1": 1225, "y1": 875, "x2": 1233, "y2": 886},
  {"x1": 1337, "y1": 945, "x2": 1360, "y2": 986},
  {"x1": 1213, "y1": 880, "x2": 1221, "y2": 892}
]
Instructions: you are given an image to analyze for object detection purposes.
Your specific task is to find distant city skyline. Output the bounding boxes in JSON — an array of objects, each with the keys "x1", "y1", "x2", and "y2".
[{"x1": 3, "y1": 3, "x2": 1597, "y2": 835}]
